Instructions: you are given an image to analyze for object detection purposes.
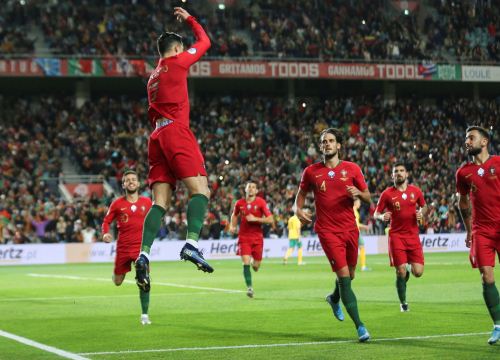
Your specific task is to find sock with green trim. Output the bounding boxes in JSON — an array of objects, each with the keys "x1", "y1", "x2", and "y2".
[
  {"x1": 186, "y1": 194, "x2": 209, "y2": 241},
  {"x1": 243, "y1": 265, "x2": 252, "y2": 288},
  {"x1": 338, "y1": 276, "x2": 363, "y2": 328},
  {"x1": 140, "y1": 288, "x2": 150, "y2": 314},
  {"x1": 141, "y1": 204, "x2": 166, "y2": 254},
  {"x1": 483, "y1": 282, "x2": 500, "y2": 325},
  {"x1": 396, "y1": 276, "x2": 407, "y2": 304}
]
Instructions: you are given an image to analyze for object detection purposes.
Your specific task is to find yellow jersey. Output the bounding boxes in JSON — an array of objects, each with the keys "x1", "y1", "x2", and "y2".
[{"x1": 288, "y1": 215, "x2": 301, "y2": 239}]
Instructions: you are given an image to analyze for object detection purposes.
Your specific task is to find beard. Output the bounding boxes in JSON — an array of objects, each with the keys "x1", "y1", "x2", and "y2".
[
  {"x1": 323, "y1": 150, "x2": 338, "y2": 160},
  {"x1": 466, "y1": 146, "x2": 481, "y2": 156},
  {"x1": 395, "y1": 177, "x2": 405, "y2": 185},
  {"x1": 126, "y1": 188, "x2": 138, "y2": 195}
]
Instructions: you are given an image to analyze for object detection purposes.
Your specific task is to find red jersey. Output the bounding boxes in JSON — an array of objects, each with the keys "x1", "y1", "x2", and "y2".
[
  {"x1": 147, "y1": 16, "x2": 210, "y2": 128},
  {"x1": 375, "y1": 185, "x2": 425, "y2": 236},
  {"x1": 233, "y1": 196, "x2": 272, "y2": 237},
  {"x1": 300, "y1": 161, "x2": 368, "y2": 233},
  {"x1": 456, "y1": 155, "x2": 500, "y2": 235},
  {"x1": 101, "y1": 196, "x2": 152, "y2": 253}
]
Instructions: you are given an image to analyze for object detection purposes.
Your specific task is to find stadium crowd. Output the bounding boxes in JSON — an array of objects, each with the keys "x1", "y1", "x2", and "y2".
[
  {"x1": 1, "y1": 93, "x2": 498, "y2": 244},
  {"x1": 1, "y1": 0, "x2": 499, "y2": 63}
]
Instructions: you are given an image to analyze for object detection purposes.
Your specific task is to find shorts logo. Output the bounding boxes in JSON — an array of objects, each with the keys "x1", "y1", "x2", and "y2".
[
  {"x1": 477, "y1": 167, "x2": 485, "y2": 177},
  {"x1": 328, "y1": 170, "x2": 335, "y2": 179},
  {"x1": 187, "y1": 48, "x2": 197, "y2": 54}
]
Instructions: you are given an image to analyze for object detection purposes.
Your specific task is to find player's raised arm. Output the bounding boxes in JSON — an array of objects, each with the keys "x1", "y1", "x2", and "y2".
[{"x1": 174, "y1": 7, "x2": 211, "y2": 67}]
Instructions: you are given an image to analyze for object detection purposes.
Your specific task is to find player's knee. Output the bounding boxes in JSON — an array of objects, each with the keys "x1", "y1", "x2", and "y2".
[
  {"x1": 112, "y1": 275, "x2": 124, "y2": 286},
  {"x1": 413, "y1": 270, "x2": 423, "y2": 278},
  {"x1": 396, "y1": 269, "x2": 406, "y2": 278},
  {"x1": 481, "y1": 273, "x2": 495, "y2": 285},
  {"x1": 252, "y1": 265, "x2": 259, "y2": 272}
]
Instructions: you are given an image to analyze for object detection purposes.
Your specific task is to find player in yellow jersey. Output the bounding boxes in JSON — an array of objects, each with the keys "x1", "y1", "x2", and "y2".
[
  {"x1": 354, "y1": 199, "x2": 370, "y2": 271},
  {"x1": 283, "y1": 211, "x2": 306, "y2": 265}
]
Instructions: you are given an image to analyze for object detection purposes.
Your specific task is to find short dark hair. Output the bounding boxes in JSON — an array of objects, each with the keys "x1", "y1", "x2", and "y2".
[
  {"x1": 157, "y1": 31, "x2": 183, "y2": 56},
  {"x1": 245, "y1": 180, "x2": 257, "y2": 187},
  {"x1": 466, "y1": 125, "x2": 490, "y2": 142},
  {"x1": 392, "y1": 162, "x2": 407, "y2": 171},
  {"x1": 122, "y1": 170, "x2": 138, "y2": 183},
  {"x1": 320, "y1": 127, "x2": 344, "y2": 145}
]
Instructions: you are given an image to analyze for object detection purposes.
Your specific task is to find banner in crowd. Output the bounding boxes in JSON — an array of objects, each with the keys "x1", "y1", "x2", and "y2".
[
  {"x1": 461, "y1": 66, "x2": 500, "y2": 82},
  {"x1": 63, "y1": 183, "x2": 104, "y2": 198},
  {"x1": 0, "y1": 58, "x2": 462, "y2": 81},
  {"x1": 0, "y1": 233, "x2": 468, "y2": 266}
]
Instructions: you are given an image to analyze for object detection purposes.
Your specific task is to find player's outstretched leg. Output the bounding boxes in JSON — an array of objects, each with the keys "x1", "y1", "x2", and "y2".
[
  {"x1": 135, "y1": 254, "x2": 151, "y2": 292},
  {"x1": 179, "y1": 194, "x2": 214, "y2": 273},
  {"x1": 180, "y1": 243, "x2": 214, "y2": 273},
  {"x1": 338, "y1": 276, "x2": 370, "y2": 342},
  {"x1": 136, "y1": 204, "x2": 166, "y2": 290},
  {"x1": 326, "y1": 279, "x2": 344, "y2": 321}
]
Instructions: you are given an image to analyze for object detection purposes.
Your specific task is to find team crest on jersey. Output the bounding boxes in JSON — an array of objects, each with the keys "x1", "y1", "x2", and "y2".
[
  {"x1": 490, "y1": 166, "x2": 496, "y2": 175},
  {"x1": 131, "y1": 205, "x2": 137, "y2": 212},
  {"x1": 411, "y1": 192, "x2": 415, "y2": 200},
  {"x1": 328, "y1": 170, "x2": 335, "y2": 179},
  {"x1": 340, "y1": 169, "x2": 348, "y2": 181},
  {"x1": 254, "y1": 205, "x2": 258, "y2": 210},
  {"x1": 187, "y1": 48, "x2": 197, "y2": 54},
  {"x1": 247, "y1": 204, "x2": 252, "y2": 209},
  {"x1": 402, "y1": 193, "x2": 407, "y2": 200},
  {"x1": 477, "y1": 167, "x2": 485, "y2": 177}
]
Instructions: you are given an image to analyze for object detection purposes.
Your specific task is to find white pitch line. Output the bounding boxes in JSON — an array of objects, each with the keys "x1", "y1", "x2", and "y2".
[
  {"x1": 0, "y1": 329, "x2": 89, "y2": 360},
  {"x1": 0, "y1": 291, "x2": 219, "y2": 303},
  {"x1": 79, "y1": 332, "x2": 490, "y2": 356},
  {"x1": 27, "y1": 273, "x2": 245, "y2": 293}
]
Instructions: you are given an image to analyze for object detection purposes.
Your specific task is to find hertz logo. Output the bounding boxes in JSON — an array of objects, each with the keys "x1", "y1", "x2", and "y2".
[
  {"x1": 420, "y1": 236, "x2": 448, "y2": 248},
  {"x1": 0, "y1": 248, "x2": 23, "y2": 259}
]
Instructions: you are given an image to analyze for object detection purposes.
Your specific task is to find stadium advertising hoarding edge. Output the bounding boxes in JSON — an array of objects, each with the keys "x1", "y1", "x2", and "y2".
[
  {"x1": 0, "y1": 58, "x2": 462, "y2": 81},
  {"x1": 0, "y1": 233, "x2": 468, "y2": 266}
]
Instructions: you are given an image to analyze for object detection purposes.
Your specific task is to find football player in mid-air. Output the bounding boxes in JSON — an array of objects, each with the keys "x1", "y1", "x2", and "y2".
[{"x1": 135, "y1": 6, "x2": 214, "y2": 293}]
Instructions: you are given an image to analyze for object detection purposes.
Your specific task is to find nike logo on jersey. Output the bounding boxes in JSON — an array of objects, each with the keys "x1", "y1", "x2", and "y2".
[
  {"x1": 120, "y1": 207, "x2": 127, "y2": 211},
  {"x1": 392, "y1": 197, "x2": 398, "y2": 200},
  {"x1": 315, "y1": 174, "x2": 323, "y2": 178}
]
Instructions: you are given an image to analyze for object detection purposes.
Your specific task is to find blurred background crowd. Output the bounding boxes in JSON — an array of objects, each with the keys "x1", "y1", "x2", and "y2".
[{"x1": 1, "y1": 93, "x2": 497, "y2": 244}]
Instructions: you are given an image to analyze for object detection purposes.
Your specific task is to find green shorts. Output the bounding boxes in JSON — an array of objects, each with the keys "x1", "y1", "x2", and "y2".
[
  {"x1": 289, "y1": 239, "x2": 302, "y2": 248},
  {"x1": 358, "y1": 235, "x2": 365, "y2": 246}
]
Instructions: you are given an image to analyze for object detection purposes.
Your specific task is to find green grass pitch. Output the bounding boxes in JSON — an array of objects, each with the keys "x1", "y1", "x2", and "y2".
[{"x1": 0, "y1": 252, "x2": 498, "y2": 359}]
